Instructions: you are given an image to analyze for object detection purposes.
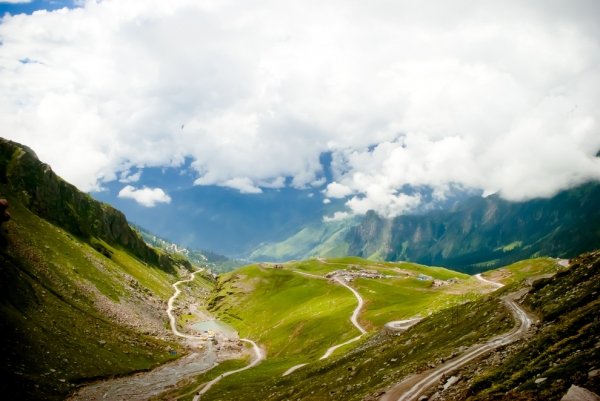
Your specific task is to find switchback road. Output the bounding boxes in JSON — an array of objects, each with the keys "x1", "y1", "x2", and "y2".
[{"x1": 381, "y1": 280, "x2": 533, "y2": 401}]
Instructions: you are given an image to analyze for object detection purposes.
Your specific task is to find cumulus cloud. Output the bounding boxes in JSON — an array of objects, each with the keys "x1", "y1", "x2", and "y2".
[
  {"x1": 325, "y1": 182, "x2": 353, "y2": 199},
  {"x1": 1, "y1": 0, "x2": 599, "y2": 217},
  {"x1": 118, "y1": 185, "x2": 171, "y2": 207}
]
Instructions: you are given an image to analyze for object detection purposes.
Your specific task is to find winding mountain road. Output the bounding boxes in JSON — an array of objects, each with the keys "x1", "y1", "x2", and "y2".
[
  {"x1": 320, "y1": 276, "x2": 366, "y2": 359},
  {"x1": 168, "y1": 269, "x2": 207, "y2": 340},
  {"x1": 283, "y1": 269, "x2": 367, "y2": 376},
  {"x1": 166, "y1": 270, "x2": 264, "y2": 400},
  {"x1": 380, "y1": 277, "x2": 533, "y2": 401},
  {"x1": 69, "y1": 269, "x2": 215, "y2": 401},
  {"x1": 191, "y1": 339, "x2": 265, "y2": 401}
]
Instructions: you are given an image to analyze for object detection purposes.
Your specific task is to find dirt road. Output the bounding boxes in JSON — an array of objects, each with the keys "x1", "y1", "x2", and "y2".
[
  {"x1": 380, "y1": 283, "x2": 533, "y2": 401},
  {"x1": 168, "y1": 269, "x2": 207, "y2": 341},
  {"x1": 282, "y1": 270, "x2": 367, "y2": 376},
  {"x1": 474, "y1": 273, "x2": 504, "y2": 289},
  {"x1": 319, "y1": 276, "x2": 366, "y2": 359},
  {"x1": 69, "y1": 269, "x2": 263, "y2": 400}
]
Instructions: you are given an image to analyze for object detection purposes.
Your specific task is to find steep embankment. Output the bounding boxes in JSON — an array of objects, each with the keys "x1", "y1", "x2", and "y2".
[
  {"x1": 435, "y1": 250, "x2": 600, "y2": 401},
  {"x1": 380, "y1": 283, "x2": 533, "y2": 401},
  {"x1": 0, "y1": 138, "x2": 198, "y2": 400},
  {"x1": 67, "y1": 269, "x2": 222, "y2": 401}
]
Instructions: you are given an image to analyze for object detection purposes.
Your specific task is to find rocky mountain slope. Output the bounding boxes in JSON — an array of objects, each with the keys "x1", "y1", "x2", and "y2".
[
  {"x1": 0, "y1": 138, "x2": 204, "y2": 400},
  {"x1": 0, "y1": 138, "x2": 178, "y2": 273},
  {"x1": 430, "y1": 250, "x2": 600, "y2": 401}
]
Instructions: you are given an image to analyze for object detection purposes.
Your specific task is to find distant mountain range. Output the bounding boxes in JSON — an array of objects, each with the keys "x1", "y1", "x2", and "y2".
[{"x1": 249, "y1": 183, "x2": 600, "y2": 273}]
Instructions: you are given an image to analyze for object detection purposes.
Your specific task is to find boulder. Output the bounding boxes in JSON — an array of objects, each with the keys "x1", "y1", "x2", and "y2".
[{"x1": 561, "y1": 385, "x2": 600, "y2": 401}]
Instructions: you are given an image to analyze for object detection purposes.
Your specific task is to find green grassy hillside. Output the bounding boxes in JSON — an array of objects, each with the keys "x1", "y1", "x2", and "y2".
[
  {"x1": 249, "y1": 219, "x2": 356, "y2": 262},
  {"x1": 174, "y1": 257, "x2": 490, "y2": 400},
  {"x1": 0, "y1": 191, "x2": 189, "y2": 400},
  {"x1": 478, "y1": 257, "x2": 565, "y2": 286},
  {"x1": 0, "y1": 139, "x2": 215, "y2": 400},
  {"x1": 167, "y1": 255, "x2": 578, "y2": 401}
]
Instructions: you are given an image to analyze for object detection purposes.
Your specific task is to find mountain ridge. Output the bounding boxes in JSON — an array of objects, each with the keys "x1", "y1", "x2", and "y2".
[
  {"x1": 0, "y1": 138, "x2": 178, "y2": 273},
  {"x1": 0, "y1": 137, "x2": 212, "y2": 400},
  {"x1": 250, "y1": 183, "x2": 600, "y2": 273}
]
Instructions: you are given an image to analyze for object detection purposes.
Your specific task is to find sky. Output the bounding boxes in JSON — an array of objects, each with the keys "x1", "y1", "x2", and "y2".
[{"x1": 1, "y1": 0, "x2": 600, "y2": 222}]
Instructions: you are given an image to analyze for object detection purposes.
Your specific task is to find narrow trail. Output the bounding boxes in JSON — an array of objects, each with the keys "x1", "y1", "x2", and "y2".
[
  {"x1": 282, "y1": 363, "x2": 309, "y2": 376},
  {"x1": 320, "y1": 276, "x2": 366, "y2": 359},
  {"x1": 384, "y1": 318, "x2": 423, "y2": 331},
  {"x1": 283, "y1": 268, "x2": 367, "y2": 376},
  {"x1": 380, "y1": 277, "x2": 533, "y2": 401},
  {"x1": 191, "y1": 339, "x2": 265, "y2": 401},
  {"x1": 168, "y1": 269, "x2": 207, "y2": 340}
]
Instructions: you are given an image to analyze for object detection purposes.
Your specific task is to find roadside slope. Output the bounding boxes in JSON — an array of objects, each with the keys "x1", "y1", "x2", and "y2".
[{"x1": 438, "y1": 250, "x2": 600, "y2": 401}]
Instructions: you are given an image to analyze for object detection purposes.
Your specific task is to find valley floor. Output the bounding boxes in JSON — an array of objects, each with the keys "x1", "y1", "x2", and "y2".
[{"x1": 68, "y1": 254, "x2": 598, "y2": 401}]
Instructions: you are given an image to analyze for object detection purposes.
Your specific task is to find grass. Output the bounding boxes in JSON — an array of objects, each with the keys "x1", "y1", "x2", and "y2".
[
  {"x1": 353, "y1": 277, "x2": 478, "y2": 329},
  {"x1": 209, "y1": 265, "x2": 358, "y2": 362},
  {"x1": 195, "y1": 258, "x2": 496, "y2": 400},
  {"x1": 152, "y1": 358, "x2": 250, "y2": 401},
  {"x1": 205, "y1": 294, "x2": 514, "y2": 401},
  {"x1": 0, "y1": 190, "x2": 184, "y2": 400},
  {"x1": 480, "y1": 257, "x2": 565, "y2": 286}
]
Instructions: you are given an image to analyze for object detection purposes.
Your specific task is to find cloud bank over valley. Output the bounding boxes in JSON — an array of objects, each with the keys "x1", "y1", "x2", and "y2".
[{"x1": 1, "y1": 0, "x2": 599, "y2": 217}]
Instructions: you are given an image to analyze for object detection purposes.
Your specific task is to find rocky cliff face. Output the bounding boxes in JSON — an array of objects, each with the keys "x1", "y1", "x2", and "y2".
[{"x1": 0, "y1": 138, "x2": 176, "y2": 272}]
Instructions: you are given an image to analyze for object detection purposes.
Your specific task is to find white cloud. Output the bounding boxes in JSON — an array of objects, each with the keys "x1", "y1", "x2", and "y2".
[
  {"x1": 1, "y1": 0, "x2": 599, "y2": 216},
  {"x1": 323, "y1": 211, "x2": 351, "y2": 222},
  {"x1": 118, "y1": 185, "x2": 171, "y2": 207},
  {"x1": 217, "y1": 177, "x2": 262, "y2": 194},
  {"x1": 325, "y1": 182, "x2": 353, "y2": 199},
  {"x1": 0, "y1": 0, "x2": 32, "y2": 4},
  {"x1": 118, "y1": 169, "x2": 142, "y2": 184},
  {"x1": 323, "y1": 198, "x2": 331, "y2": 204}
]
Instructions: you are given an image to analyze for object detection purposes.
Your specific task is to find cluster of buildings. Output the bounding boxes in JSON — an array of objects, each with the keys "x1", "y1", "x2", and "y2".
[{"x1": 326, "y1": 268, "x2": 392, "y2": 282}]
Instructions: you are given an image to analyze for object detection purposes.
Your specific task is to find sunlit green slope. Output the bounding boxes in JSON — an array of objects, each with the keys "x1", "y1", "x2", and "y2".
[{"x1": 179, "y1": 257, "x2": 488, "y2": 400}]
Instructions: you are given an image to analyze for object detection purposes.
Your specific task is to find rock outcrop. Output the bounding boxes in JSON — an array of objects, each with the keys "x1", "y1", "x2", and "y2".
[
  {"x1": 561, "y1": 385, "x2": 600, "y2": 401},
  {"x1": 0, "y1": 138, "x2": 176, "y2": 272}
]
